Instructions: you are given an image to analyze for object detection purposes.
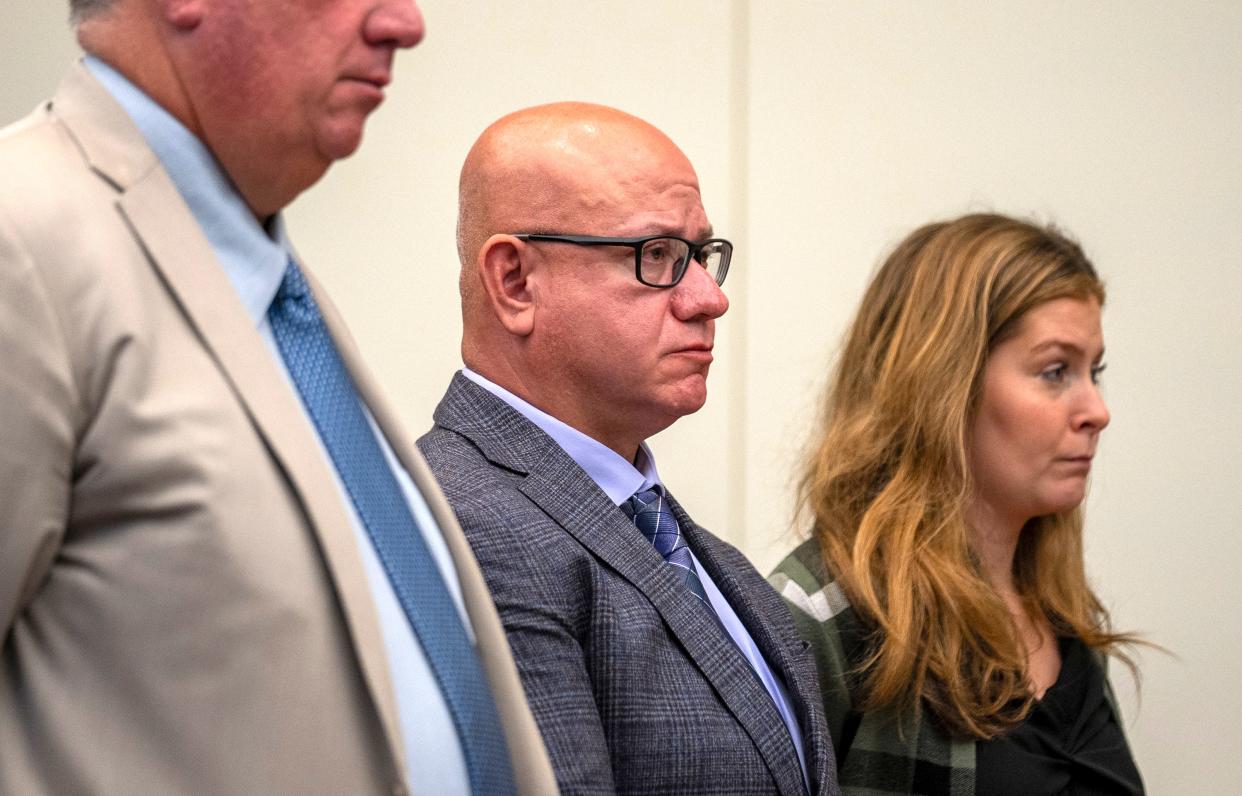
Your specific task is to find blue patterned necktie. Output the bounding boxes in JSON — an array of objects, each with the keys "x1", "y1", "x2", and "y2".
[
  {"x1": 623, "y1": 486, "x2": 716, "y2": 613},
  {"x1": 267, "y1": 259, "x2": 514, "y2": 795}
]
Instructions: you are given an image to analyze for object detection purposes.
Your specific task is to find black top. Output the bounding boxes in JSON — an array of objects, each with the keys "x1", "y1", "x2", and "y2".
[{"x1": 976, "y1": 636, "x2": 1144, "y2": 795}]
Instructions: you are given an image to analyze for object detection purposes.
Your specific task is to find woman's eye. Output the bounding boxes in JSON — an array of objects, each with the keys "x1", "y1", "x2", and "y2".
[
  {"x1": 1090, "y1": 363, "x2": 1107, "y2": 385},
  {"x1": 1040, "y1": 364, "x2": 1067, "y2": 383}
]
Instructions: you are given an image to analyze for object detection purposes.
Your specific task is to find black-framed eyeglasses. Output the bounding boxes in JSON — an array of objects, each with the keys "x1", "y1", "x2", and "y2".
[{"x1": 511, "y1": 233, "x2": 732, "y2": 288}]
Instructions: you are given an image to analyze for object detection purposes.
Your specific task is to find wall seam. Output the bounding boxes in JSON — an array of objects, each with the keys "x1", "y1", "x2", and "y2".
[{"x1": 727, "y1": 0, "x2": 751, "y2": 549}]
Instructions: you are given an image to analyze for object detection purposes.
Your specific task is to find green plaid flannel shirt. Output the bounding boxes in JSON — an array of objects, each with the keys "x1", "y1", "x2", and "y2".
[
  {"x1": 770, "y1": 537, "x2": 1136, "y2": 796},
  {"x1": 770, "y1": 538, "x2": 979, "y2": 795}
]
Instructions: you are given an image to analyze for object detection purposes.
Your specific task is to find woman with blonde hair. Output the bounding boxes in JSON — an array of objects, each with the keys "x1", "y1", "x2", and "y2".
[{"x1": 770, "y1": 213, "x2": 1143, "y2": 794}]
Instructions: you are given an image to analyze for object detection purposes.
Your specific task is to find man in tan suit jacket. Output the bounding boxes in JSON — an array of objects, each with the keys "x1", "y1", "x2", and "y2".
[{"x1": 0, "y1": 1, "x2": 554, "y2": 794}]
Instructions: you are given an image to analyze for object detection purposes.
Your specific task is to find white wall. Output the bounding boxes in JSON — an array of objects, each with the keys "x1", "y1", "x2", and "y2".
[{"x1": 5, "y1": 2, "x2": 1238, "y2": 791}]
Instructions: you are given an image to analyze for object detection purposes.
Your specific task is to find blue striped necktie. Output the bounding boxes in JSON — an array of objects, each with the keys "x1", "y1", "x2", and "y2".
[
  {"x1": 623, "y1": 486, "x2": 716, "y2": 613},
  {"x1": 267, "y1": 258, "x2": 514, "y2": 795}
]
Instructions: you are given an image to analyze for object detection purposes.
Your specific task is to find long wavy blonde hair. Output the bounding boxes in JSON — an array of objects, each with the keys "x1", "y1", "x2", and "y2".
[{"x1": 802, "y1": 213, "x2": 1137, "y2": 739}]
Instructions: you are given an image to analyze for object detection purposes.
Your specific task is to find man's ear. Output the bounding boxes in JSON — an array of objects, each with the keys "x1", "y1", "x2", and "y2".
[
  {"x1": 477, "y1": 234, "x2": 536, "y2": 337},
  {"x1": 161, "y1": 0, "x2": 205, "y2": 30}
]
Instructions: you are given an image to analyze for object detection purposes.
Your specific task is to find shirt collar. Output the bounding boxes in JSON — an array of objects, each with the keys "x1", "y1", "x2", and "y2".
[
  {"x1": 84, "y1": 55, "x2": 290, "y2": 326},
  {"x1": 460, "y1": 368, "x2": 661, "y2": 505}
]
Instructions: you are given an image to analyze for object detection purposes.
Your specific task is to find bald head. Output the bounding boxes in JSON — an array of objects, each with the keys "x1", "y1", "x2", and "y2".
[{"x1": 457, "y1": 103, "x2": 697, "y2": 307}]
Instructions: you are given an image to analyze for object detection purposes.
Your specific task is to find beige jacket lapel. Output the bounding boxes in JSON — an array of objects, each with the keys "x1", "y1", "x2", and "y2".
[
  {"x1": 312, "y1": 278, "x2": 558, "y2": 795},
  {"x1": 54, "y1": 63, "x2": 410, "y2": 784}
]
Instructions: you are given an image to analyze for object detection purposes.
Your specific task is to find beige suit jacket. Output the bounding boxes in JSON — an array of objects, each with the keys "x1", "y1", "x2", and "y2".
[{"x1": 0, "y1": 63, "x2": 555, "y2": 795}]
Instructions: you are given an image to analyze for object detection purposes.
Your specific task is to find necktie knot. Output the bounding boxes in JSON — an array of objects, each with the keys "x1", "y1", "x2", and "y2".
[
  {"x1": 623, "y1": 486, "x2": 714, "y2": 609},
  {"x1": 624, "y1": 486, "x2": 682, "y2": 558},
  {"x1": 273, "y1": 258, "x2": 313, "y2": 312},
  {"x1": 625, "y1": 486, "x2": 663, "y2": 512}
]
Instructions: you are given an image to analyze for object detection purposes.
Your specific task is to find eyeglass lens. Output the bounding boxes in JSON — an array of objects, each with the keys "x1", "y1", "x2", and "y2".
[{"x1": 638, "y1": 238, "x2": 729, "y2": 286}]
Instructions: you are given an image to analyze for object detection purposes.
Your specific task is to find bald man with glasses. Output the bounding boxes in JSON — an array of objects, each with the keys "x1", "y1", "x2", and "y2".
[{"x1": 418, "y1": 102, "x2": 840, "y2": 796}]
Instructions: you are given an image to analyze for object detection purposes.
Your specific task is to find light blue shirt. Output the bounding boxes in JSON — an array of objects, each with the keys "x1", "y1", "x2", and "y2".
[
  {"x1": 462, "y1": 368, "x2": 811, "y2": 791},
  {"x1": 86, "y1": 56, "x2": 471, "y2": 796}
]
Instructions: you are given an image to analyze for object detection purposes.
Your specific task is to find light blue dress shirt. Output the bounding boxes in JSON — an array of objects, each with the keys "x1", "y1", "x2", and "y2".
[
  {"x1": 462, "y1": 367, "x2": 811, "y2": 791},
  {"x1": 86, "y1": 56, "x2": 471, "y2": 796}
]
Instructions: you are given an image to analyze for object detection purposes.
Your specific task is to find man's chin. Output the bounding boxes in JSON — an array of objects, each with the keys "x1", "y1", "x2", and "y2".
[
  {"x1": 664, "y1": 381, "x2": 710, "y2": 419},
  {"x1": 316, "y1": 121, "x2": 367, "y2": 163}
]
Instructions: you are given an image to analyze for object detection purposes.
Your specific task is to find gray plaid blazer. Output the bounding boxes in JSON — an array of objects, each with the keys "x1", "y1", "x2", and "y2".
[{"x1": 418, "y1": 373, "x2": 840, "y2": 795}]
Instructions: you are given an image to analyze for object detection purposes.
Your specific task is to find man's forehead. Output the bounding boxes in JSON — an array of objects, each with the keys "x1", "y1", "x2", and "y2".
[
  {"x1": 468, "y1": 104, "x2": 709, "y2": 240},
  {"x1": 523, "y1": 173, "x2": 706, "y2": 234},
  {"x1": 605, "y1": 194, "x2": 712, "y2": 237}
]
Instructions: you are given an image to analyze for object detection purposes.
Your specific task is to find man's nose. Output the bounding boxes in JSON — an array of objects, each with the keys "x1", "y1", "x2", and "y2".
[
  {"x1": 671, "y1": 259, "x2": 729, "y2": 321},
  {"x1": 364, "y1": 0, "x2": 426, "y2": 49}
]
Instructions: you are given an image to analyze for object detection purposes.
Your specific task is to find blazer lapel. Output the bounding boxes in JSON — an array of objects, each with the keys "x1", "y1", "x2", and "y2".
[
  {"x1": 58, "y1": 67, "x2": 407, "y2": 781},
  {"x1": 437, "y1": 375, "x2": 806, "y2": 795},
  {"x1": 434, "y1": 376, "x2": 677, "y2": 608},
  {"x1": 120, "y1": 181, "x2": 407, "y2": 781},
  {"x1": 681, "y1": 506, "x2": 833, "y2": 795},
  {"x1": 314, "y1": 289, "x2": 558, "y2": 794}
]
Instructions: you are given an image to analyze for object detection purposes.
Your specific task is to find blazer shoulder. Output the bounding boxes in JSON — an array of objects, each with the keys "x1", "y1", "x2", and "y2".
[
  {"x1": 2, "y1": 65, "x2": 156, "y2": 208},
  {"x1": 0, "y1": 108, "x2": 98, "y2": 235},
  {"x1": 419, "y1": 423, "x2": 515, "y2": 494},
  {"x1": 418, "y1": 422, "x2": 580, "y2": 568},
  {"x1": 418, "y1": 425, "x2": 528, "y2": 533},
  {"x1": 0, "y1": 100, "x2": 58, "y2": 161},
  {"x1": 0, "y1": 78, "x2": 154, "y2": 288}
]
